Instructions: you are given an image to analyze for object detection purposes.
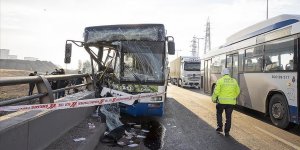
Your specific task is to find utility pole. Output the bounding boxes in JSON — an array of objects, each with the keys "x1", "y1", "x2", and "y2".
[
  {"x1": 191, "y1": 36, "x2": 197, "y2": 57},
  {"x1": 204, "y1": 17, "x2": 211, "y2": 54},
  {"x1": 191, "y1": 36, "x2": 203, "y2": 57}
]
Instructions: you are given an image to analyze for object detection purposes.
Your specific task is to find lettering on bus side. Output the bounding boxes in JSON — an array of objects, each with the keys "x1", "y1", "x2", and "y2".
[{"x1": 271, "y1": 75, "x2": 290, "y2": 80}]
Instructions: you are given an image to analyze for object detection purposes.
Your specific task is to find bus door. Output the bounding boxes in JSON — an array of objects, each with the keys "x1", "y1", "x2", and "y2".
[
  {"x1": 204, "y1": 59, "x2": 212, "y2": 93},
  {"x1": 226, "y1": 53, "x2": 239, "y2": 81}
]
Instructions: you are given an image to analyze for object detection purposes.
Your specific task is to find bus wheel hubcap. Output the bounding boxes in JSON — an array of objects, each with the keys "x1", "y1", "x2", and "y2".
[{"x1": 272, "y1": 103, "x2": 284, "y2": 119}]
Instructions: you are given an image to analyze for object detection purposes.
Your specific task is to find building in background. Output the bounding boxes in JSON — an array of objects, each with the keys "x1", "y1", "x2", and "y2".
[
  {"x1": 0, "y1": 49, "x2": 19, "y2": 60},
  {"x1": 8, "y1": 55, "x2": 17, "y2": 59},
  {"x1": 24, "y1": 57, "x2": 38, "y2": 61},
  {"x1": 0, "y1": 49, "x2": 9, "y2": 59},
  {"x1": 1, "y1": 49, "x2": 39, "y2": 61}
]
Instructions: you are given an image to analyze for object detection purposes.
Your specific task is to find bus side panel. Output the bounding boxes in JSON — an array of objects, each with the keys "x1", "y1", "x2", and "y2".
[
  {"x1": 288, "y1": 72, "x2": 298, "y2": 124},
  {"x1": 238, "y1": 74, "x2": 253, "y2": 108},
  {"x1": 238, "y1": 73, "x2": 270, "y2": 112},
  {"x1": 241, "y1": 73, "x2": 298, "y2": 122},
  {"x1": 297, "y1": 37, "x2": 300, "y2": 124}
]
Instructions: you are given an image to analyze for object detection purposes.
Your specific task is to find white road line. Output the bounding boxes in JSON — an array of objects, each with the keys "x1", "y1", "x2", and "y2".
[{"x1": 255, "y1": 126, "x2": 300, "y2": 150}]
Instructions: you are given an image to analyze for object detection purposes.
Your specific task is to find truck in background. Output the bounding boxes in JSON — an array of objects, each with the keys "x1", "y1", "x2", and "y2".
[{"x1": 169, "y1": 56, "x2": 201, "y2": 88}]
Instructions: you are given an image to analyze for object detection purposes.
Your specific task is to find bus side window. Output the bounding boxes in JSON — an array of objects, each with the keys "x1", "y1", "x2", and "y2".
[
  {"x1": 245, "y1": 57, "x2": 263, "y2": 72},
  {"x1": 286, "y1": 60, "x2": 294, "y2": 70},
  {"x1": 256, "y1": 57, "x2": 263, "y2": 71},
  {"x1": 238, "y1": 50, "x2": 244, "y2": 73},
  {"x1": 264, "y1": 37, "x2": 295, "y2": 71},
  {"x1": 245, "y1": 58, "x2": 254, "y2": 71}
]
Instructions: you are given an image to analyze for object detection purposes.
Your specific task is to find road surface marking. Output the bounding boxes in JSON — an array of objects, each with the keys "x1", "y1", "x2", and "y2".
[{"x1": 255, "y1": 126, "x2": 300, "y2": 150}]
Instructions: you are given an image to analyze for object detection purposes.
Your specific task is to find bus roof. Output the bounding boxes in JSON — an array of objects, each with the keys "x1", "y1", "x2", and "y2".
[
  {"x1": 203, "y1": 14, "x2": 300, "y2": 59},
  {"x1": 84, "y1": 24, "x2": 166, "y2": 43},
  {"x1": 226, "y1": 14, "x2": 300, "y2": 46}
]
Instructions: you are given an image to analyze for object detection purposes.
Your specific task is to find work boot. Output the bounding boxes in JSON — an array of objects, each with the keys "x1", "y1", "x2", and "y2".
[
  {"x1": 225, "y1": 132, "x2": 230, "y2": 137},
  {"x1": 216, "y1": 127, "x2": 223, "y2": 133}
]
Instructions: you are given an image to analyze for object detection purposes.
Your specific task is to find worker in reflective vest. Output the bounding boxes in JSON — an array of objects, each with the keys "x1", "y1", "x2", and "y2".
[{"x1": 212, "y1": 68, "x2": 240, "y2": 136}]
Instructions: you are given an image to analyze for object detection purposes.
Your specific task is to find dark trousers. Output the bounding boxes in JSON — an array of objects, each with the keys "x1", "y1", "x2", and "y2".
[
  {"x1": 28, "y1": 84, "x2": 35, "y2": 96},
  {"x1": 58, "y1": 91, "x2": 65, "y2": 98},
  {"x1": 216, "y1": 104, "x2": 234, "y2": 133}
]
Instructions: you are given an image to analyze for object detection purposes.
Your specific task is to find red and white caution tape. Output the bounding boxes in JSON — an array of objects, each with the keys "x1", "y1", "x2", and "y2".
[{"x1": 0, "y1": 92, "x2": 164, "y2": 112}]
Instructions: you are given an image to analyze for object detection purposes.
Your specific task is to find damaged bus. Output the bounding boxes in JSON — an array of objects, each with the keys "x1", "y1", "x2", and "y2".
[{"x1": 65, "y1": 24, "x2": 175, "y2": 116}]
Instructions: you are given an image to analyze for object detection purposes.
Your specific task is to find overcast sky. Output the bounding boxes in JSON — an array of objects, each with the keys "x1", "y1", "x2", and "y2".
[{"x1": 1, "y1": 0, "x2": 300, "y2": 70}]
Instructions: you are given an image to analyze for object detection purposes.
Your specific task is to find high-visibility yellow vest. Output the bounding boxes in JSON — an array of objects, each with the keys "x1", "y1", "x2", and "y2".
[{"x1": 212, "y1": 75, "x2": 240, "y2": 105}]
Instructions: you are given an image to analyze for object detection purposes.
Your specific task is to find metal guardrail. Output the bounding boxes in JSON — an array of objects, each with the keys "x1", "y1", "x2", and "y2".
[{"x1": 0, "y1": 74, "x2": 94, "y2": 106}]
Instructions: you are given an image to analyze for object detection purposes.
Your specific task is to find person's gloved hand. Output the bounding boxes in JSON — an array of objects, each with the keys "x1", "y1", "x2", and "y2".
[{"x1": 212, "y1": 96, "x2": 217, "y2": 103}]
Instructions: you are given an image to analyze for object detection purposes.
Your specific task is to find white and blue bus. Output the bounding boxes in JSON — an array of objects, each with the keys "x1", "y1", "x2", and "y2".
[
  {"x1": 203, "y1": 14, "x2": 300, "y2": 128},
  {"x1": 66, "y1": 24, "x2": 175, "y2": 117}
]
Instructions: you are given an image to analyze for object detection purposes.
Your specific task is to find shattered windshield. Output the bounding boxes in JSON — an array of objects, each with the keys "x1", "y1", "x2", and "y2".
[
  {"x1": 84, "y1": 24, "x2": 165, "y2": 43},
  {"x1": 184, "y1": 62, "x2": 200, "y2": 71},
  {"x1": 120, "y1": 41, "x2": 165, "y2": 84}
]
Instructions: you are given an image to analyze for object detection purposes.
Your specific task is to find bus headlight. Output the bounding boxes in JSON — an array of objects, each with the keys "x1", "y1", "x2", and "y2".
[{"x1": 151, "y1": 96, "x2": 162, "y2": 101}]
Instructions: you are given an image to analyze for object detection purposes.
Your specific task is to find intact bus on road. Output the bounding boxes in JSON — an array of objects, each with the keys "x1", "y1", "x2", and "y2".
[
  {"x1": 203, "y1": 14, "x2": 300, "y2": 128},
  {"x1": 65, "y1": 24, "x2": 175, "y2": 117}
]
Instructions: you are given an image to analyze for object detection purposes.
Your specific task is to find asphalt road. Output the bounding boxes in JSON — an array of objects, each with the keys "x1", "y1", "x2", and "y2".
[{"x1": 96, "y1": 84, "x2": 300, "y2": 150}]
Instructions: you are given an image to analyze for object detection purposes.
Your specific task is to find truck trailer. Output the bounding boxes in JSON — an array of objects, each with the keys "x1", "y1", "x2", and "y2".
[{"x1": 169, "y1": 56, "x2": 201, "y2": 88}]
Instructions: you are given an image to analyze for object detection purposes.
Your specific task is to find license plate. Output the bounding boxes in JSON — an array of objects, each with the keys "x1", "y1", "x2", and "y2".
[{"x1": 148, "y1": 104, "x2": 161, "y2": 108}]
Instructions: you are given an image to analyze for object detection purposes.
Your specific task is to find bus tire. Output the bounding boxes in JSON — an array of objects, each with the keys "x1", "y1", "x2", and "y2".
[
  {"x1": 171, "y1": 79, "x2": 174, "y2": 85},
  {"x1": 268, "y1": 94, "x2": 290, "y2": 129}
]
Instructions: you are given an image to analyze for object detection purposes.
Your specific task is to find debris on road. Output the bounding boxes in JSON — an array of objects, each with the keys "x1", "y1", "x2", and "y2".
[
  {"x1": 100, "y1": 104, "x2": 123, "y2": 131},
  {"x1": 100, "y1": 120, "x2": 152, "y2": 148},
  {"x1": 88, "y1": 123, "x2": 95, "y2": 129},
  {"x1": 73, "y1": 137, "x2": 86, "y2": 142},
  {"x1": 133, "y1": 124, "x2": 142, "y2": 129},
  {"x1": 128, "y1": 143, "x2": 139, "y2": 147},
  {"x1": 127, "y1": 122, "x2": 136, "y2": 125},
  {"x1": 137, "y1": 135, "x2": 146, "y2": 139},
  {"x1": 141, "y1": 129, "x2": 150, "y2": 133}
]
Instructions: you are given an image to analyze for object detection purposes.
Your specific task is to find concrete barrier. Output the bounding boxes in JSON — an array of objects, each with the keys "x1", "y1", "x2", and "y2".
[{"x1": 0, "y1": 91, "x2": 96, "y2": 150}]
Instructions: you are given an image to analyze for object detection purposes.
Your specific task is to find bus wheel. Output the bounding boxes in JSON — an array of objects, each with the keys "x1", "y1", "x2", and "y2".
[{"x1": 269, "y1": 94, "x2": 290, "y2": 129}]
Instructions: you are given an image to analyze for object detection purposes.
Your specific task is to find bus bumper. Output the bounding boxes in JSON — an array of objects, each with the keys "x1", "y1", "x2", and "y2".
[
  {"x1": 120, "y1": 102, "x2": 164, "y2": 117},
  {"x1": 183, "y1": 81, "x2": 200, "y2": 88},
  {"x1": 289, "y1": 105, "x2": 299, "y2": 124}
]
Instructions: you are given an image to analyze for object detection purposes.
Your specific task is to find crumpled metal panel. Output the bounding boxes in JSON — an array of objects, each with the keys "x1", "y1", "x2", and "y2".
[{"x1": 100, "y1": 104, "x2": 123, "y2": 131}]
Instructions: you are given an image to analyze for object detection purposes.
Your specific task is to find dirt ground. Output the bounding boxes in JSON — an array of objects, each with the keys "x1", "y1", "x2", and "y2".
[{"x1": 0, "y1": 69, "x2": 37, "y2": 101}]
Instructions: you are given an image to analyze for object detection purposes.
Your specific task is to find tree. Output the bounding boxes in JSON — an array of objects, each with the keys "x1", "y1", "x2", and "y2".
[{"x1": 82, "y1": 60, "x2": 92, "y2": 73}]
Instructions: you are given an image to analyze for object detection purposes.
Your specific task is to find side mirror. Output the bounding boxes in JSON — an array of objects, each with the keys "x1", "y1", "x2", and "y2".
[
  {"x1": 167, "y1": 36, "x2": 175, "y2": 55},
  {"x1": 65, "y1": 43, "x2": 72, "y2": 64}
]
